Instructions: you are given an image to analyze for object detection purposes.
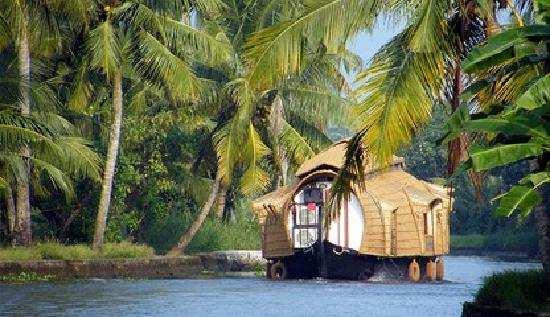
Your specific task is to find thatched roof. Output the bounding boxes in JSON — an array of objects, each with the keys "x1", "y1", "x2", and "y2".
[
  {"x1": 251, "y1": 185, "x2": 294, "y2": 222},
  {"x1": 295, "y1": 140, "x2": 404, "y2": 178},
  {"x1": 361, "y1": 170, "x2": 447, "y2": 207},
  {"x1": 253, "y1": 186, "x2": 293, "y2": 210}
]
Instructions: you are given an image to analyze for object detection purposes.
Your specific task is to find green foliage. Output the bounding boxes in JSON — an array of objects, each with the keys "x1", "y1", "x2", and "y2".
[
  {"x1": 0, "y1": 272, "x2": 54, "y2": 283},
  {"x1": 87, "y1": 21, "x2": 120, "y2": 80},
  {"x1": 36, "y1": 242, "x2": 96, "y2": 260},
  {"x1": 451, "y1": 231, "x2": 539, "y2": 253},
  {"x1": 0, "y1": 242, "x2": 154, "y2": 261},
  {"x1": 0, "y1": 246, "x2": 41, "y2": 261},
  {"x1": 451, "y1": 234, "x2": 486, "y2": 249},
  {"x1": 244, "y1": 0, "x2": 378, "y2": 91},
  {"x1": 475, "y1": 270, "x2": 549, "y2": 311},
  {"x1": 146, "y1": 199, "x2": 261, "y2": 254},
  {"x1": 455, "y1": 14, "x2": 550, "y2": 219},
  {"x1": 402, "y1": 104, "x2": 538, "y2": 244},
  {"x1": 187, "y1": 203, "x2": 261, "y2": 253},
  {"x1": 463, "y1": 25, "x2": 550, "y2": 73},
  {"x1": 100, "y1": 242, "x2": 154, "y2": 259}
]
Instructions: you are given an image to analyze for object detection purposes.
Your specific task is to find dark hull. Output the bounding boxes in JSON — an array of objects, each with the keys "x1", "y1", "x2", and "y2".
[{"x1": 272, "y1": 241, "x2": 436, "y2": 280}]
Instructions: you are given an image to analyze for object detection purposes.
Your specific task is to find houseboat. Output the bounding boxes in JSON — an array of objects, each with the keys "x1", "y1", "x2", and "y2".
[{"x1": 252, "y1": 141, "x2": 452, "y2": 281}]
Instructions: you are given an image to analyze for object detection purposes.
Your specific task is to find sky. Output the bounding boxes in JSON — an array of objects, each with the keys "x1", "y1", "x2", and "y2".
[
  {"x1": 349, "y1": 8, "x2": 514, "y2": 68},
  {"x1": 346, "y1": 21, "x2": 404, "y2": 82}
]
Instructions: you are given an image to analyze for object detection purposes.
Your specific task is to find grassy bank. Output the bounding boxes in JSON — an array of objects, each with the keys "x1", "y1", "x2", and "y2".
[
  {"x1": 0, "y1": 242, "x2": 154, "y2": 262},
  {"x1": 451, "y1": 231, "x2": 538, "y2": 254},
  {"x1": 473, "y1": 270, "x2": 549, "y2": 312},
  {"x1": 147, "y1": 199, "x2": 261, "y2": 254}
]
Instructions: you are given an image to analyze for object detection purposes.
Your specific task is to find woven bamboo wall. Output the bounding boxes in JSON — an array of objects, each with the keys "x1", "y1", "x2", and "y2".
[{"x1": 262, "y1": 209, "x2": 293, "y2": 258}]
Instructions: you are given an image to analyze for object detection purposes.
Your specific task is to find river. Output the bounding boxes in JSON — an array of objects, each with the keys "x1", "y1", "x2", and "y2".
[{"x1": 0, "y1": 255, "x2": 540, "y2": 317}]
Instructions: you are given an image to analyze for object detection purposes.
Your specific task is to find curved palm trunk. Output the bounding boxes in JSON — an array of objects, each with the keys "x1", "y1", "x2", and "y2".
[
  {"x1": 169, "y1": 177, "x2": 220, "y2": 256},
  {"x1": 93, "y1": 71, "x2": 123, "y2": 250},
  {"x1": 16, "y1": 16, "x2": 32, "y2": 246},
  {"x1": 215, "y1": 183, "x2": 228, "y2": 219}
]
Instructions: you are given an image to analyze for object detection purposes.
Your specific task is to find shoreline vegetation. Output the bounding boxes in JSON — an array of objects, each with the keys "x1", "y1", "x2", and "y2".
[
  {"x1": 451, "y1": 233, "x2": 539, "y2": 258},
  {"x1": 463, "y1": 270, "x2": 550, "y2": 316},
  {"x1": 0, "y1": 242, "x2": 154, "y2": 262},
  {"x1": 0, "y1": 230, "x2": 539, "y2": 263}
]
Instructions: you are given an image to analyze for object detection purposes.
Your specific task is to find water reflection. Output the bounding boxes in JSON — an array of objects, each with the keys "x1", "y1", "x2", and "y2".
[{"x1": 0, "y1": 256, "x2": 540, "y2": 317}]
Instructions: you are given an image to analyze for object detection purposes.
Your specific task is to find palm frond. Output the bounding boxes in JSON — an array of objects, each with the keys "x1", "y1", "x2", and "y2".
[
  {"x1": 0, "y1": 152, "x2": 25, "y2": 181},
  {"x1": 281, "y1": 85, "x2": 349, "y2": 127},
  {"x1": 31, "y1": 157, "x2": 75, "y2": 201},
  {"x1": 244, "y1": 0, "x2": 380, "y2": 91},
  {"x1": 135, "y1": 31, "x2": 201, "y2": 102},
  {"x1": 31, "y1": 112, "x2": 74, "y2": 136},
  {"x1": 286, "y1": 110, "x2": 333, "y2": 151},
  {"x1": 240, "y1": 123, "x2": 271, "y2": 196},
  {"x1": 352, "y1": 27, "x2": 446, "y2": 166},
  {"x1": 53, "y1": 136, "x2": 101, "y2": 182},
  {"x1": 213, "y1": 121, "x2": 239, "y2": 185},
  {"x1": 214, "y1": 79, "x2": 261, "y2": 188},
  {"x1": 120, "y1": 3, "x2": 231, "y2": 66},
  {"x1": 87, "y1": 21, "x2": 120, "y2": 80},
  {"x1": 279, "y1": 120, "x2": 314, "y2": 165},
  {"x1": 409, "y1": 0, "x2": 451, "y2": 53},
  {"x1": 0, "y1": 118, "x2": 59, "y2": 155},
  {"x1": 67, "y1": 60, "x2": 93, "y2": 114}
]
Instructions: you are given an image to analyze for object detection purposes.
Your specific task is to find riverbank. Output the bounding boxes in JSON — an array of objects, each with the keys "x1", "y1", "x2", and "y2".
[
  {"x1": 451, "y1": 233, "x2": 539, "y2": 259},
  {"x1": 0, "y1": 250, "x2": 266, "y2": 282}
]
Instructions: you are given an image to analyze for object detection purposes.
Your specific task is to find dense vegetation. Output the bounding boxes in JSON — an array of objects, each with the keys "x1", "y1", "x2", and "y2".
[
  {"x1": 0, "y1": 1, "x2": 547, "y2": 289},
  {"x1": 474, "y1": 270, "x2": 549, "y2": 312}
]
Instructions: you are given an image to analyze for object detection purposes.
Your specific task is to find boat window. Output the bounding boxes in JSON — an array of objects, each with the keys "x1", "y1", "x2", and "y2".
[{"x1": 291, "y1": 181, "x2": 329, "y2": 249}]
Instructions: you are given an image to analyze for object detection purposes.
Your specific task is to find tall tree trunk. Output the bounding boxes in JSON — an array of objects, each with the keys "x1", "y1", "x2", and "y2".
[
  {"x1": 215, "y1": 184, "x2": 228, "y2": 219},
  {"x1": 5, "y1": 185, "x2": 17, "y2": 245},
  {"x1": 93, "y1": 71, "x2": 123, "y2": 250},
  {"x1": 447, "y1": 8, "x2": 471, "y2": 176},
  {"x1": 169, "y1": 177, "x2": 220, "y2": 256},
  {"x1": 269, "y1": 94, "x2": 288, "y2": 187},
  {"x1": 16, "y1": 14, "x2": 32, "y2": 246}
]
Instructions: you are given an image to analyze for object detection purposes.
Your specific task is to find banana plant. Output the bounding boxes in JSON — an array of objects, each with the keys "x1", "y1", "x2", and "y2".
[
  {"x1": 447, "y1": 24, "x2": 550, "y2": 217},
  {"x1": 445, "y1": 14, "x2": 550, "y2": 275}
]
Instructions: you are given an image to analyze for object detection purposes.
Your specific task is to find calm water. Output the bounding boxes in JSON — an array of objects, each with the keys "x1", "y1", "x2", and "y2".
[{"x1": 0, "y1": 256, "x2": 540, "y2": 317}]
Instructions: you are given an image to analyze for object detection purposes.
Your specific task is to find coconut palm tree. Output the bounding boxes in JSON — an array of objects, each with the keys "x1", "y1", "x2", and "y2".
[
  {"x1": 65, "y1": 1, "x2": 231, "y2": 250},
  {"x1": 243, "y1": 1, "x2": 537, "y2": 197},
  {"x1": 169, "y1": 0, "x2": 357, "y2": 255},
  {"x1": 0, "y1": 0, "x2": 95, "y2": 244}
]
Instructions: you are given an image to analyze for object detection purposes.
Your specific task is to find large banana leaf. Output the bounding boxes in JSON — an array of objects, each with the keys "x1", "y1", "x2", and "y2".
[
  {"x1": 494, "y1": 172, "x2": 550, "y2": 217},
  {"x1": 463, "y1": 25, "x2": 550, "y2": 73},
  {"x1": 464, "y1": 118, "x2": 550, "y2": 142},
  {"x1": 515, "y1": 74, "x2": 550, "y2": 110},
  {"x1": 494, "y1": 184, "x2": 542, "y2": 217},
  {"x1": 470, "y1": 143, "x2": 543, "y2": 172}
]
